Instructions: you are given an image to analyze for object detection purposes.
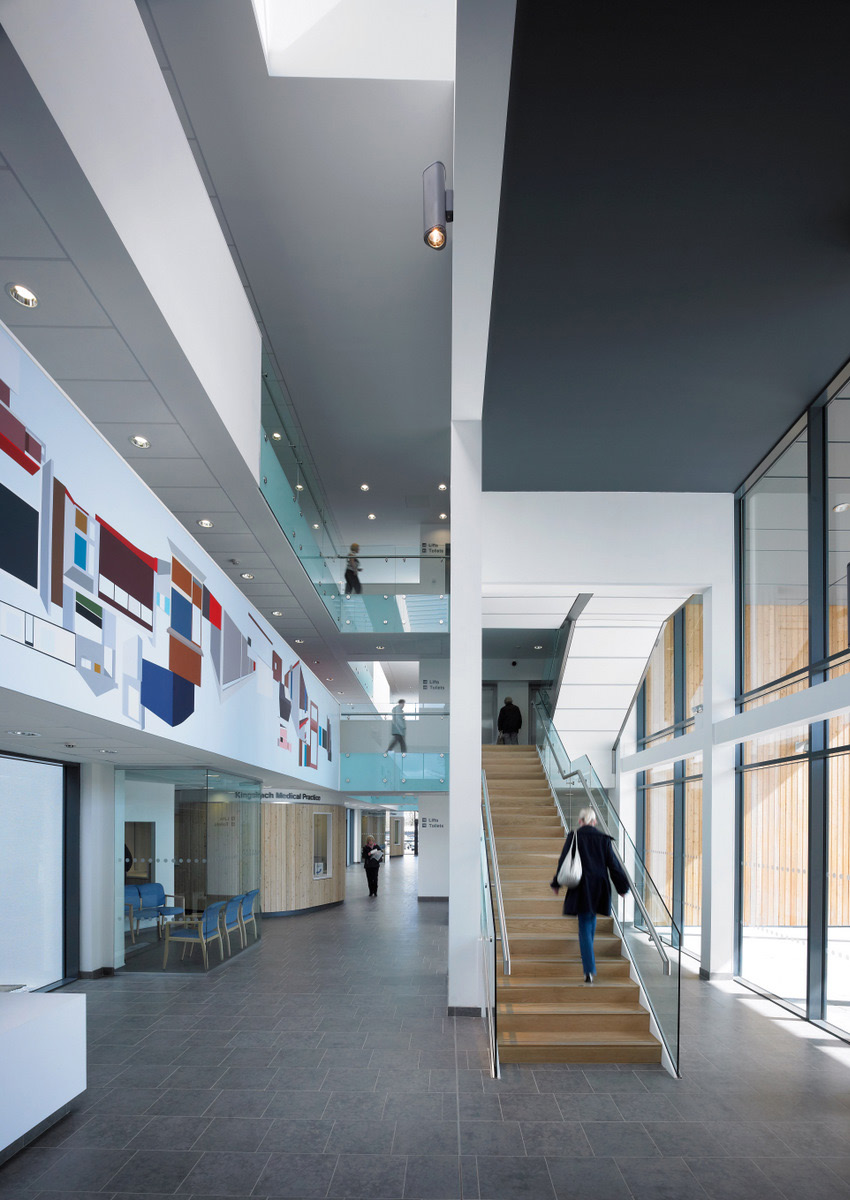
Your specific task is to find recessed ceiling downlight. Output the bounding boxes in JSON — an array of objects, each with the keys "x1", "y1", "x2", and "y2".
[
  {"x1": 197, "y1": 519, "x2": 214, "y2": 529},
  {"x1": 240, "y1": 571, "x2": 254, "y2": 580},
  {"x1": 360, "y1": 483, "x2": 370, "y2": 492},
  {"x1": 271, "y1": 610, "x2": 283, "y2": 617},
  {"x1": 834, "y1": 503, "x2": 850, "y2": 513},
  {"x1": 438, "y1": 513, "x2": 448, "y2": 520},
  {"x1": 7, "y1": 283, "x2": 38, "y2": 307},
  {"x1": 272, "y1": 431, "x2": 282, "y2": 441},
  {"x1": 438, "y1": 483, "x2": 447, "y2": 491},
  {"x1": 367, "y1": 513, "x2": 376, "y2": 520},
  {"x1": 6, "y1": 730, "x2": 40, "y2": 736},
  {"x1": 129, "y1": 434, "x2": 151, "y2": 449}
]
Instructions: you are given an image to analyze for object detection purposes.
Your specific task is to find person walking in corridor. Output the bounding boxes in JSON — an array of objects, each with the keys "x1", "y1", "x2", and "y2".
[
  {"x1": 362, "y1": 835, "x2": 384, "y2": 897},
  {"x1": 550, "y1": 808, "x2": 629, "y2": 983},
  {"x1": 387, "y1": 698, "x2": 407, "y2": 753},
  {"x1": 497, "y1": 696, "x2": 522, "y2": 744},
  {"x1": 344, "y1": 543, "x2": 362, "y2": 595}
]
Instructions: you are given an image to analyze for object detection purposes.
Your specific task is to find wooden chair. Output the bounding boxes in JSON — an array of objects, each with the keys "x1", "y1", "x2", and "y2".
[{"x1": 162, "y1": 901, "x2": 226, "y2": 969}]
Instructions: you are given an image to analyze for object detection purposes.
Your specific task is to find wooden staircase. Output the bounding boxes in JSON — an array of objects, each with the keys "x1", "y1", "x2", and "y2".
[{"x1": 483, "y1": 745, "x2": 661, "y2": 1065}]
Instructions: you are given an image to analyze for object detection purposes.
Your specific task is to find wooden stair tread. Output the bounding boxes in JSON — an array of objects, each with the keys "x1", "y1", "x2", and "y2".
[
  {"x1": 498, "y1": 1001, "x2": 645, "y2": 1015},
  {"x1": 498, "y1": 1030, "x2": 659, "y2": 1047}
]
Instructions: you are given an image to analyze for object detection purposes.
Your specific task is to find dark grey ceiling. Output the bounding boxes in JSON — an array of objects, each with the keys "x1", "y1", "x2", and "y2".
[{"x1": 484, "y1": 1, "x2": 850, "y2": 492}]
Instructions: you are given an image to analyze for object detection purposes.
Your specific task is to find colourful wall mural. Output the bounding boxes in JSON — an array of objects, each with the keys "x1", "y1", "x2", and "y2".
[{"x1": 0, "y1": 323, "x2": 338, "y2": 787}]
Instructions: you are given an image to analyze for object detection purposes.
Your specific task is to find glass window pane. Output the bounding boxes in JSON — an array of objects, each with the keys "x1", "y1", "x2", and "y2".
[
  {"x1": 644, "y1": 622, "x2": 675, "y2": 740},
  {"x1": 827, "y1": 752, "x2": 850, "y2": 1034},
  {"x1": 828, "y1": 396, "x2": 850, "y2": 656},
  {"x1": 742, "y1": 431, "x2": 809, "y2": 694},
  {"x1": 683, "y1": 778, "x2": 702, "y2": 959},
  {"x1": 644, "y1": 783, "x2": 674, "y2": 923},
  {"x1": 742, "y1": 723, "x2": 810, "y2": 766},
  {"x1": 740, "y1": 762, "x2": 808, "y2": 1008},
  {"x1": 685, "y1": 597, "x2": 703, "y2": 719}
]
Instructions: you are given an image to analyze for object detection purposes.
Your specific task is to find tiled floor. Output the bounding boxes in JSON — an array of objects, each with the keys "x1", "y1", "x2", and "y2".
[{"x1": 3, "y1": 854, "x2": 850, "y2": 1199}]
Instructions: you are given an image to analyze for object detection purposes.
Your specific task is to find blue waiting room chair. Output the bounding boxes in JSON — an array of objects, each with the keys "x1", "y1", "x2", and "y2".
[
  {"x1": 222, "y1": 895, "x2": 245, "y2": 956},
  {"x1": 124, "y1": 882, "x2": 184, "y2": 942},
  {"x1": 162, "y1": 900, "x2": 226, "y2": 969},
  {"x1": 240, "y1": 889, "x2": 261, "y2": 943}
]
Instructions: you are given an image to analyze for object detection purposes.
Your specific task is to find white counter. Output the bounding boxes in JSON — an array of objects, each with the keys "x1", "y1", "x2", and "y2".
[{"x1": 0, "y1": 993, "x2": 86, "y2": 1160}]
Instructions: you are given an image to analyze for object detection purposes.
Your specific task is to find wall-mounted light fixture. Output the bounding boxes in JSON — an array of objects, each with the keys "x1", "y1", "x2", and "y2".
[{"x1": 423, "y1": 161, "x2": 453, "y2": 250}]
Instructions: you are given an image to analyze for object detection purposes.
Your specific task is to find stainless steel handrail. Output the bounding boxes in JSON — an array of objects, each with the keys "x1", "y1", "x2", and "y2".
[
  {"x1": 479, "y1": 820, "x2": 500, "y2": 1078},
  {"x1": 481, "y1": 768, "x2": 510, "y2": 976}
]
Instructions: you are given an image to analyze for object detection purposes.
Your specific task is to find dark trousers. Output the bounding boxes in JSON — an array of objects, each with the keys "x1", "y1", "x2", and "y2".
[
  {"x1": 365, "y1": 865, "x2": 380, "y2": 896},
  {"x1": 344, "y1": 569, "x2": 361, "y2": 595},
  {"x1": 387, "y1": 734, "x2": 406, "y2": 753}
]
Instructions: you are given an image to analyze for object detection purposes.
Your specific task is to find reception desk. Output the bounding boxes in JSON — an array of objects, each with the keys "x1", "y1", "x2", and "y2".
[{"x1": 0, "y1": 993, "x2": 86, "y2": 1164}]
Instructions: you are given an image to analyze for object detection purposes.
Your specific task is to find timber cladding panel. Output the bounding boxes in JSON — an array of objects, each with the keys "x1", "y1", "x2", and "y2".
[{"x1": 261, "y1": 803, "x2": 346, "y2": 913}]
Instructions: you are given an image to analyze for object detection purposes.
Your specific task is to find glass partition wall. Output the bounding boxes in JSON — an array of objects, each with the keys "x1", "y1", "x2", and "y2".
[
  {"x1": 735, "y1": 388, "x2": 850, "y2": 1037},
  {"x1": 120, "y1": 766, "x2": 261, "y2": 970},
  {"x1": 634, "y1": 598, "x2": 704, "y2": 959}
]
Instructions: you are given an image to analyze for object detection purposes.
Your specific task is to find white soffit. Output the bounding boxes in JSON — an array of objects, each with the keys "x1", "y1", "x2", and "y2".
[{"x1": 250, "y1": 0, "x2": 455, "y2": 80}]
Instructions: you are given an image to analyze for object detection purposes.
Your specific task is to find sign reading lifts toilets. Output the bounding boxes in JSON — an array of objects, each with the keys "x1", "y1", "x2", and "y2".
[{"x1": 420, "y1": 661, "x2": 448, "y2": 704}]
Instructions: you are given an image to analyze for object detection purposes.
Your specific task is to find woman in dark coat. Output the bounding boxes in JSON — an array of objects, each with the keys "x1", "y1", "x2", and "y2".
[
  {"x1": 361, "y1": 836, "x2": 384, "y2": 898},
  {"x1": 551, "y1": 808, "x2": 629, "y2": 983}
]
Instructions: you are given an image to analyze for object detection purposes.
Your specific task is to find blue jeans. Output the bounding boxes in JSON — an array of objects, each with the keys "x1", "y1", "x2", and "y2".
[{"x1": 577, "y1": 911, "x2": 597, "y2": 975}]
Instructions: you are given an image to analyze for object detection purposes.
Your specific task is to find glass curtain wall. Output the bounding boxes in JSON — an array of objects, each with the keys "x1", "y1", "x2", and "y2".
[
  {"x1": 735, "y1": 387, "x2": 850, "y2": 1038},
  {"x1": 635, "y1": 597, "x2": 703, "y2": 957}
]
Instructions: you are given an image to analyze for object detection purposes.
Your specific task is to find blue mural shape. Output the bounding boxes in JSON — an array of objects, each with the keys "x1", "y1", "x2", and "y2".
[{"x1": 141, "y1": 659, "x2": 195, "y2": 727}]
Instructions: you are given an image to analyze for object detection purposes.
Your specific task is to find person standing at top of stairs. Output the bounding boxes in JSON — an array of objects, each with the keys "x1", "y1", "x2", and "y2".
[
  {"x1": 551, "y1": 808, "x2": 630, "y2": 983},
  {"x1": 497, "y1": 697, "x2": 523, "y2": 744}
]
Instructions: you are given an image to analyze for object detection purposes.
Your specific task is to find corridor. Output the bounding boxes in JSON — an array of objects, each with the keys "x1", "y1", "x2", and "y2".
[{"x1": 2, "y1": 854, "x2": 850, "y2": 1200}]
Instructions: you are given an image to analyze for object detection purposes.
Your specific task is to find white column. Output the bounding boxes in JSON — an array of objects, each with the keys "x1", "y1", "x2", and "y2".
[
  {"x1": 448, "y1": 419, "x2": 484, "y2": 1010},
  {"x1": 79, "y1": 762, "x2": 118, "y2": 975},
  {"x1": 701, "y1": 582, "x2": 736, "y2": 978}
]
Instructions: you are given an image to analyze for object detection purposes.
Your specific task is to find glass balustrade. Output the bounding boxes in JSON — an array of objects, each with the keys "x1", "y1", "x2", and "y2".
[
  {"x1": 533, "y1": 696, "x2": 681, "y2": 1073},
  {"x1": 258, "y1": 434, "x2": 450, "y2": 633},
  {"x1": 338, "y1": 709, "x2": 449, "y2": 793}
]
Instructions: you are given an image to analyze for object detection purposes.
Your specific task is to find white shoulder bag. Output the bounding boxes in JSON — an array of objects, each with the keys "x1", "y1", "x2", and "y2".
[{"x1": 556, "y1": 834, "x2": 582, "y2": 888}]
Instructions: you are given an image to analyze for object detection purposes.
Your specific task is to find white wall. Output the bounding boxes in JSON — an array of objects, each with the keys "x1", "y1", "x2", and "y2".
[
  {"x1": 418, "y1": 796, "x2": 449, "y2": 898},
  {"x1": 1, "y1": 0, "x2": 262, "y2": 479},
  {"x1": 80, "y1": 762, "x2": 117, "y2": 975}
]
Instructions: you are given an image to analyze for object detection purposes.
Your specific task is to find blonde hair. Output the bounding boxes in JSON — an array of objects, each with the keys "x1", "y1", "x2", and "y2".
[{"x1": 578, "y1": 807, "x2": 597, "y2": 826}]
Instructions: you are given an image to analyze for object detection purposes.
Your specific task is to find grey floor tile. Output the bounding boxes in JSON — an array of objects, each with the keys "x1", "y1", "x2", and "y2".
[
  {"x1": 255, "y1": 1150, "x2": 338, "y2": 1197},
  {"x1": 176, "y1": 1150, "x2": 270, "y2": 1195},
  {"x1": 616, "y1": 1156, "x2": 710, "y2": 1200},
  {"x1": 613, "y1": 1094, "x2": 683, "y2": 1122},
  {"x1": 33, "y1": 1146, "x2": 133, "y2": 1192},
  {"x1": 392, "y1": 1120, "x2": 459, "y2": 1156},
  {"x1": 547, "y1": 1157, "x2": 632, "y2": 1200},
  {"x1": 105, "y1": 1148, "x2": 201, "y2": 1193},
  {"x1": 324, "y1": 1117, "x2": 396, "y2": 1154},
  {"x1": 643, "y1": 1121, "x2": 729, "y2": 1158},
  {"x1": 270, "y1": 1067, "x2": 327, "y2": 1091},
  {"x1": 754, "y1": 1156, "x2": 850, "y2": 1200},
  {"x1": 262, "y1": 1090, "x2": 329, "y2": 1120},
  {"x1": 320, "y1": 1068, "x2": 380, "y2": 1093},
  {"x1": 518, "y1": 1121, "x2": 593, "y2": 1158},
  {"x1": 686, "y1": 1157, "x2": 787, "y2": 1200},
  {"x1": 403, "y1": 1154, "x2": 463, "y2": 1199},
  {"x1": 162, "y1": 1067, "x2": 225, "y2": 1091},
  {"x1": 125, "y1": 1115, "x2": 212, "y2": 1150},
  {"x1": 87, "y1": 1087, "x2": 161, "y2": 1115},
  {"x1": 321, "y1": 1092, "x2": 386, "y2": 1121},
  {"x1": 62, "y1": 1113, "x2": 149, "y2": 1149},
  {"x1": 327, "y1": 1151, "x2": 406, "y2": 1197},
  {"x1": 258, "y1": 1118, "x2": 332, "y2": 1153},
  {"x1": 582, "y1": 1121, "x2": 660, "y2": 1158},
  {"x1": 475, "y1": 1155, "x2": 554, "y2": 1200},
  {"x1": 0, "y1": 1148, "x2": 69, "y2": 1192},
  {"x1": 499, "y1": 1094, "x2": 562, "y2": 1122},
  {"x1": 382, "y1": 1093, "x2": 445, "y2": 1122},
  {"x1": 459, "y1": 1121, "x2": 525, "y2": 1157},
  {"x1": 555, "y1": 1093, "x2": 623, "y2": 1122},
  {"x1": 215, "y1": 1066, "x2": 279, "y2": 1091},
  {"x1": 586, "y1": 1070, "x2": 650, "y2": 1094},
  {"x1": 456, "y1": 1094, "x2": 503, "y2": 1122},
  {"x1": 190, "y1": 1116, "x2": 274, "y2": 1152}
]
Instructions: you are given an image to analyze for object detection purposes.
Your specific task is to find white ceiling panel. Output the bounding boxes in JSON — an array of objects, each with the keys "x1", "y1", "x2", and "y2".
[
  {"x1": 20, "y1": 326, "x2": 147, "y2": 380},
  {"x1": 558, "y1": 684, "x2": 639, "y2": 710},
  {"x1": 65, "y1": 379, "x2": 175, "y2": 424},
  {"x1": 483, "y1": 614, "x2": 564, "y2": 629},
  {"x1": 0, "y1": 169, "x2": 65, "y2": 256},
  {"x1": 583, "y1": 595, "x2": 687, "y2": 617},
  {"x1": 131, "y1": 457, "x2": 220, "y2": 488},
  {"x1": 0, "y1": 258, "x2": 112, "y2": 326},
  {"x1": 178, "y1": 511, "x2": 251, "y2": 535},
  {"x1": 193, "y1": 532, "x2": 265, "y2": 555},
  {"x1": 561, "y1": 658, "x2": 647, "y2": 686},
  {"x1": 569, "y1": 625, "x2": 660, "y2": 659},
  {"x1": 154, "y1": 486, "x2": 237, "y2": 512}
]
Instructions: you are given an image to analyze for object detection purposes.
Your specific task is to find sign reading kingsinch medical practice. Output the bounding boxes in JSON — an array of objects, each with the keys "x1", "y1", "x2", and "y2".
[{"x1": 0, "y1": 322, "x2": 339, "y2": 789}]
